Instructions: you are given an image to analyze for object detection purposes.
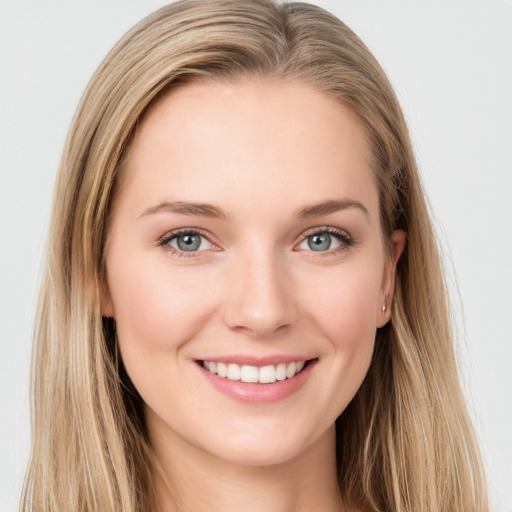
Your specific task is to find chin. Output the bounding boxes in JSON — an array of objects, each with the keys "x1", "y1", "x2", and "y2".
[
  {"x1": 207, "y1": 438, "x2": 311, "y2": 467},
  {"x1": 195, "y1": 419, "x2": 335, "y2": 468}
]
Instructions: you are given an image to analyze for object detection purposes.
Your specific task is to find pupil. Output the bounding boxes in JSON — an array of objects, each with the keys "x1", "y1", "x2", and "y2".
[
  {"x1": 177, "y1": 234, "x2": 201, "y2": 251},
  {"x1": 308, "y1": 233, "x2": 331, "y2": 251}
]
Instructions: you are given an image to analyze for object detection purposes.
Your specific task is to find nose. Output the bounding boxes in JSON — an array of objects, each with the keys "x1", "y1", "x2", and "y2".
[{"x1": 223, "y1": 249, "x2": 298, "y2": 337}]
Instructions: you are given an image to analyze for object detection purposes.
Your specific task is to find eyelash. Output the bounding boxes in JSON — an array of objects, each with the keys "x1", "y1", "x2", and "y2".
[
  {"x1": 158, "y1": 226, "x2": 355, "y2": 258},
  {"x1": 296, "y1": 226, "x2": 355, "y2": 257},
  {"x1": 158, "y1": 228, "x2": 216, "y2": 258}
]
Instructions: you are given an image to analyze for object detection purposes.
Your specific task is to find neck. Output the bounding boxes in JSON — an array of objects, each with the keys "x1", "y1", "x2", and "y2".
[{"x1": 148, "y1": 420, "x2": 344, "y2": 512}]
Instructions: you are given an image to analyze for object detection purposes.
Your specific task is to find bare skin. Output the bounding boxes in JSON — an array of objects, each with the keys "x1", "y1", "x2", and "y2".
[
  {"x1": 103, "y1": 79, "x2": 405, "y2": 512},
  {"x1": 150, "y1": 422, "x2": 342, "y2": 512}
]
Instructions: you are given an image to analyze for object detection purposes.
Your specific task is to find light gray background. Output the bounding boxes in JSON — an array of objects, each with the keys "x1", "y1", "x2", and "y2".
[{"x1": 1, "y1": 1, "x2": 511, "y2": 511}]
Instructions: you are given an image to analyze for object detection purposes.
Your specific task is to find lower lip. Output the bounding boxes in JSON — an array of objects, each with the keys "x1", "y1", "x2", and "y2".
[{"x1": 196, "y1": 360, "x2": 317, "y2": 404}]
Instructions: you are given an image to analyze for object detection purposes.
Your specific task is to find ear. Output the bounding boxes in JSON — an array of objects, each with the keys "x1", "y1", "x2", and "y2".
[{"x1": 377, "y1": 229, "x2": 406, "y2": 328}]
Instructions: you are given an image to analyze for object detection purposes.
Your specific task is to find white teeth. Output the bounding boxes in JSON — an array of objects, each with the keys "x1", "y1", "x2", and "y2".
[
  {"x1": 217, "y1": 362, "x2": 227, "y2": 378},
  {"x1": 240, "y1": 365, "x2": 259, "y2": 383},
  {"x1": 202, "y1": 360, "x2": 308, "y2": 383},
  {"x1": 276, "y1": 363, "x2": 287, "y2": 381},
  {"x1": 259, "y1": 365, "x2": 276, "y2": 384},
  {"x1": 227, "y1": 363, "x2": 241, "y2": 381},
  {"x1": 286, "y1": 362, "x2": 296, "y2": 378}
]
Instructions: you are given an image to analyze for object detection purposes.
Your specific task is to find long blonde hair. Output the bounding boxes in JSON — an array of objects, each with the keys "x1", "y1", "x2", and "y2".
[{"x1": 22, "y1": 1, "x2": 488, "y2": 511}]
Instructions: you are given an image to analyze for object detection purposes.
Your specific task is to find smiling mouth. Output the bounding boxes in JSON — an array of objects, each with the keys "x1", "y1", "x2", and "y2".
[{"x1": 198, "y1": 359, "x2": 316, "y2": 384}]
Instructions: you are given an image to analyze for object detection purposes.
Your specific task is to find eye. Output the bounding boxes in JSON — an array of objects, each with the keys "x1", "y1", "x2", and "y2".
[
  {"x1": 160, "y1": 230, "x2": 214, "y2": 253},
  {"x1": 296, "y1": 227, "x2": 353, "y2": 253}
]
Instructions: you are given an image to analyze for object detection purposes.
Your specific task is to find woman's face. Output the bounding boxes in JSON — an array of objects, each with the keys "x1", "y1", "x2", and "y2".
[{"x1": 103, "y1": 80, "x2": 403, "y2": 466}]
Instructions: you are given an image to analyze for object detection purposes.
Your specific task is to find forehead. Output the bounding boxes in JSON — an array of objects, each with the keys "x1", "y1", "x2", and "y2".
[{"x1": 117, "y1": 79, "x2": 378, "y2": 222}]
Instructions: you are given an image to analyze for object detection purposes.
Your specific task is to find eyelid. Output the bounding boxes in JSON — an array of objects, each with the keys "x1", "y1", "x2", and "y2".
[
  {"x1": 294, "y1": 226, "x2": 355, "y2": 254},
  {"x1": 157, "y1": 225, "x2": 354, "y2": 257},
  {"x1": 158, "y1": 228, "x2": 220, "y2": 255},
  {"x1": 299, "y1": 225, "x2": 351, "y2": 240}
]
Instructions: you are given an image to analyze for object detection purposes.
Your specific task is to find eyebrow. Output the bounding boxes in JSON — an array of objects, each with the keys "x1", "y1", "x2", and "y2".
[
  {"x1": 139, "y1": 201, "x2": 226, "y2": 219},
  {"x1": 139, "y1": 198, "x2": 369, "y2": 220},
  {"x1": 296, "y1": 198, "x2": 370, "y2": 219}
]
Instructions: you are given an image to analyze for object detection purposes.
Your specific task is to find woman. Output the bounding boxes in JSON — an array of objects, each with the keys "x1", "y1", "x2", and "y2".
[{"x1": 21, "y1": 1, "x2": 488, "y2": 511}]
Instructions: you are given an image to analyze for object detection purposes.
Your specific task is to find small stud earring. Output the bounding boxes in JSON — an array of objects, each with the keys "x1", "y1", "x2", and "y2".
[{"x1": 382, "y1": 304, "x2": 387, "y2": 312}]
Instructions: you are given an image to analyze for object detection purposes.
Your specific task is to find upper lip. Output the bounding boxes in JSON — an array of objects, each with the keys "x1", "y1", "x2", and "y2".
[{"x1": 197, "y1": 355, "x2": 317, "y2": 366}]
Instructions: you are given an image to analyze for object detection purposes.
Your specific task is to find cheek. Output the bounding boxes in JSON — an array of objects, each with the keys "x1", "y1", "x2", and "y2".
[
  {"x1": 301, "y1": 258, "x2": 383, "y2": 399},
  {"x1": 106, "y1": 256, "x2": 217, "y2": 367},
  {"x1": 305, "y1": 258, "x2": 383, "y2": 341}
]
